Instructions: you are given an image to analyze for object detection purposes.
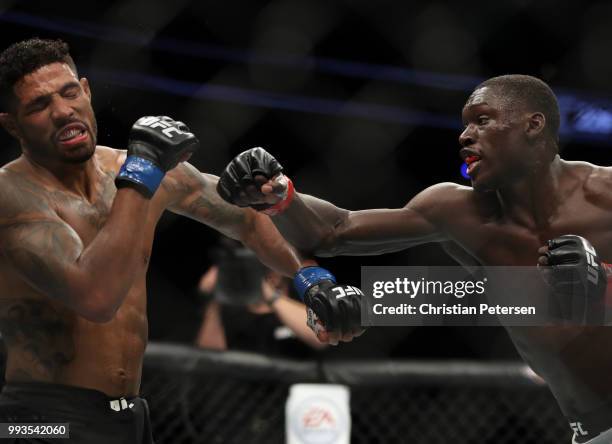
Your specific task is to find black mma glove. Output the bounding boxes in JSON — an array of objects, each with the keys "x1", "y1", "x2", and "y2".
[
  {"x1": 217, "y1": 147, "x2": 293, "y2": 214},
  {"x1": 116, "y1": 116, "x2": 199, "y2": 198},
  {"x1": 294, "y1": 266, "x2": 364, "y2": 337},
  {"x1": 540, "y1": 234, "x2": 610, "y2": 324}
]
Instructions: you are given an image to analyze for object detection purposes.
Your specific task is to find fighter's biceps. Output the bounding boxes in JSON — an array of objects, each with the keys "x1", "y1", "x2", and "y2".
[
  {"x1": 401, "y1": 205, "x2": 440, "y2": 233},
  {"x1": 1, "y1": 221, "x2": 82, "y2": 295}
]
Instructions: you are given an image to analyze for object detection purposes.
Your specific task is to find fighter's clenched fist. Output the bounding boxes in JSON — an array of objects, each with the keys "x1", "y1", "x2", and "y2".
[
  {"x1": 538, "y1": 234, "x2": 610, "y2": 324},
  {"x1": 217, "y1": 147, "x2": 294, "y2": 215},
  {"x1": 116, "y1": 115, "x2": 199, "y2": 197},
  {"x1": 294, "y1": 266, "x2": 366, "y2": 345}
]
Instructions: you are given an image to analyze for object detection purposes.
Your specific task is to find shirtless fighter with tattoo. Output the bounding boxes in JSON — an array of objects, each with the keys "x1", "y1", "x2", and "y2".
[
  {"x1": 0, "y1": 38, "x2": 355, "y2": 443},
  {"x1": 218, "y1": 75, "x2": 612, "y2": 443}
]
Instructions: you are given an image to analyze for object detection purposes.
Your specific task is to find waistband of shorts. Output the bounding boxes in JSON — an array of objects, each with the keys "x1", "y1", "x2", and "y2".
[
  {"x1": 568, "y1": 400, "x2": 612, "y2": 443},
  {"x1": 1, "y1": 382, "x2": 140, "y2": 412}
]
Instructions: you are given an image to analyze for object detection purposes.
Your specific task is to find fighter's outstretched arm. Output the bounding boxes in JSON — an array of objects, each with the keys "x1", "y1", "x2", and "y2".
[
  {"x1": 162, "y1": 162, "x2": 314, "y2": 278},
  {"x1": 216, "y1": 148, "x2": 451, "y2": 257},
  {"x1": 272, "y1": 191, "x2": 448, "y2": 257}
]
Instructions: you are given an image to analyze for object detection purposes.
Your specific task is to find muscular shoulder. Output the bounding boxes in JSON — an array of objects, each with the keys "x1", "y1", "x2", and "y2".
[
  {"x1": 580, "y1": 162, "x2": 612, "y2": 187},
  {"x1": 94, "y1": 145, "x2": 125, "y2": 175},
  {"x1": 407, "y1": 182, "x2": 475, "y2": 212},
  {"x1": 0, "y1": 169, "x2": 55, "y2": 222},
  {"x1": 575, "y1": 161, "x2": 612, "y2": 208},
  {"x1": 406, "y1": 182, "x2": 496, "y2": 226}
]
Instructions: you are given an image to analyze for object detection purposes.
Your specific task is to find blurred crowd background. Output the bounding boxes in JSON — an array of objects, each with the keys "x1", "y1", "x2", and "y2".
[{"x1": 1, "y1": 0, "x2": 611, "y2": 362}]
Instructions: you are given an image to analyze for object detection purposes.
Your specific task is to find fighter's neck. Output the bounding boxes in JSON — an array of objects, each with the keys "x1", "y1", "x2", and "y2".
[
  {"x1": 495, "y1": 156, "x2": 565, "y2": 229},
  {"x1": 22, "y1": 150, "x2": 100, "y2": 199}
]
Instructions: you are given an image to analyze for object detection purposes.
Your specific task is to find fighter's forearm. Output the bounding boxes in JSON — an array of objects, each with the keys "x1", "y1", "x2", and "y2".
[
  {"x1": 272, "y1": 193, "x2": 445, "y2": 257},
  {"x1": 217, "y1": 148, "x2": 447, "y2": 257},
  {"x1": 240, "y1": 210, "x2": 316, "y2": 277},
  {"x1": 271, "y1": 193, "x2": 349, "y2": 256},
  {"x1": 271, "y1": 296, "x2": 327, "y2": 350},
  {"x1": 164, "y1": 166, "x2": 316, "y2": 276},
  {"x1": 72, "y1": 187, "x2": 150, "y2": 320}
]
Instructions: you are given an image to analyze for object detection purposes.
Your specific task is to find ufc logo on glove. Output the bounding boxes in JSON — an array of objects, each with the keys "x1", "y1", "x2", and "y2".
[
  {"x1": 332, "y1": 286, "x2": 364, "y2": 298},
  {"x1": 136, "y1": 116, "x2": 182, "y2": 138}
]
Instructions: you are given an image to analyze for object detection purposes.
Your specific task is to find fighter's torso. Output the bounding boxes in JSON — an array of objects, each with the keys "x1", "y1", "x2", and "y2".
[
  {"x1": 0, "y1": 147, "x2": 170, "y2": 397},
  {"x1": 438, "y1": 162, "x2": 612, "y2": 418}
]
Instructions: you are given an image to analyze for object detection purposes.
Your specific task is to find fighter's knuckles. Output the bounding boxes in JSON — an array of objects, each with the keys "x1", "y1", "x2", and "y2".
[
  {"x1": 548, "y1": 235, "x2": 579, "y2": 250},
  {"x1": 546, "y1": 249, "x2": 572, "y2": 266},
  {"x1": 326, "y1": 332, "x2": 340, "y2": 346},
  {"x1": 316, "y1": 329, "x2": 330, "y2": 344},
  {"x1": 341, "y1": 332, "x2": 354, "y2": 343},
  {"x1": 354, "y1": 328, "x2": 366, "y2": 338}
]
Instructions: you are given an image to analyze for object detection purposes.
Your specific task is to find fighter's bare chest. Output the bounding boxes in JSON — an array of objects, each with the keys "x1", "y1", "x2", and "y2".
[
  {"x1": 47, "y1": 176, "x2": 116, "y2": 247},
  {"x1": 450, "y1": 200, "x2": 612, "y2": 265}
]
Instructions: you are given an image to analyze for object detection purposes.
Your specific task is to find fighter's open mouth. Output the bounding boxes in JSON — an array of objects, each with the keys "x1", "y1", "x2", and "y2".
[
  {"x1": 465, "y1": 155, "x2": 481, "y2": 165},
  {"x1": 465, "y1": 155, "x2": 481, "y2": 175},
  {"x1": 56, "y1": 123, "x2": 89, "y2": 146},
  {"x1": 58, "y1": 128, "x2": 86, "y2": 141}
]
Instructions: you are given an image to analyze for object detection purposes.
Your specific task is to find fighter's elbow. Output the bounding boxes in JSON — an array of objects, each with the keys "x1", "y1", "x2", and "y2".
[{"x1": 312, "y1": 214, "x2": 348, "y2": 257}]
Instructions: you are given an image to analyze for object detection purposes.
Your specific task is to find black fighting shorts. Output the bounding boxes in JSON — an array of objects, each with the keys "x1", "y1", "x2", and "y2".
[{"x1": 0, "y1": 382, "x2": 154, "y2": 443}]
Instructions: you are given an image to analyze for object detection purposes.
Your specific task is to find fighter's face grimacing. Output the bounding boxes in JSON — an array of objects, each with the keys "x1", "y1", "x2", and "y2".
[
  {"x1": 459, "y1": 86, "x2": 544, "y2": 191},
  {"x1": 1, "y1": 62, "x2": 97, "y2": 165}
]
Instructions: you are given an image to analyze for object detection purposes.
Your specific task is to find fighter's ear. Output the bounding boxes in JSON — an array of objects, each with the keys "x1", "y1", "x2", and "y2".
[
  {"x1": 525, "y1": 112, "x2": 546, "y2": 138},
  {"x1": 80, "y1": 77, "x2": 91, "y2": 100},
  {"x1": 0, "y1": 112, "x2": 20, "y2": 140}
]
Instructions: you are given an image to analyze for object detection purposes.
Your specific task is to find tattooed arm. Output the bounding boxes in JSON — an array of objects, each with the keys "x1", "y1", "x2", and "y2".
[
  {"x1": 0, "y1": 171, "x2": 149, "y2": 322},
  {"x1": 162, "y1": 163, "x2": 314, "y2": 277}
]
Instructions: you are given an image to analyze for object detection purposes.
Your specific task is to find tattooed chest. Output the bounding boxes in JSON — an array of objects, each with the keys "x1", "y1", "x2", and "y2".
[{"x1": 50, "y1": 178, "x2": 116, "y2": 245}]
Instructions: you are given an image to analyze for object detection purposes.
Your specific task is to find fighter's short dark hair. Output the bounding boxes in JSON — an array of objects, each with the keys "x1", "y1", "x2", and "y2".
[
  {"x1": 0, "y1": 38, "x2": 77, "y2": 111},
  {"x1": 475, "y1": 74, "x2": 560, "y2": 142}
]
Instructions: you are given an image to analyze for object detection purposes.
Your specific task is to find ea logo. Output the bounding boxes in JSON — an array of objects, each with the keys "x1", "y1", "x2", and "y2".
[{"x1": 291, "y1": 396, "x2": 346, "y2": 444}]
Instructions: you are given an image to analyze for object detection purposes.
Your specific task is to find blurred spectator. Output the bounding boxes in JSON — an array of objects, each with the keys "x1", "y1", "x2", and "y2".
[{"x1": 195, "y1": 239, "x2": 326, "y2": 358}]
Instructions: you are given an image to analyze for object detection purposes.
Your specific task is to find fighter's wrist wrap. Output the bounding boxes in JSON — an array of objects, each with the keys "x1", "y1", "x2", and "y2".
[
  {"x1": 261, "y1": 177, "x2": 295, "y2": 216},
  {"x1": 116, "y1": 156, "x2": 165, "y2": 198},
  {"x1": 293, "y1": 266, "x2": 337, "y2": 301},
  {"x1": 604, "y1": 262, "x2": 612, "y2": 304}
]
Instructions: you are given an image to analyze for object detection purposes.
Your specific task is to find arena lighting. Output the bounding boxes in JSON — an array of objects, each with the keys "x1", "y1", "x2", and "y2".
[
  {"x1": 87, "y1": 68, "x2": 460, "y2": 129},
  {"x1": 558, "y1": 95, "x2": 612, "y2": 142},
  {"x1": 2, "y1": 11, "x2": 612, "y2": 143},
  {"x1": 0, "y1": 11, "x2": 478, "y2": 90}
]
